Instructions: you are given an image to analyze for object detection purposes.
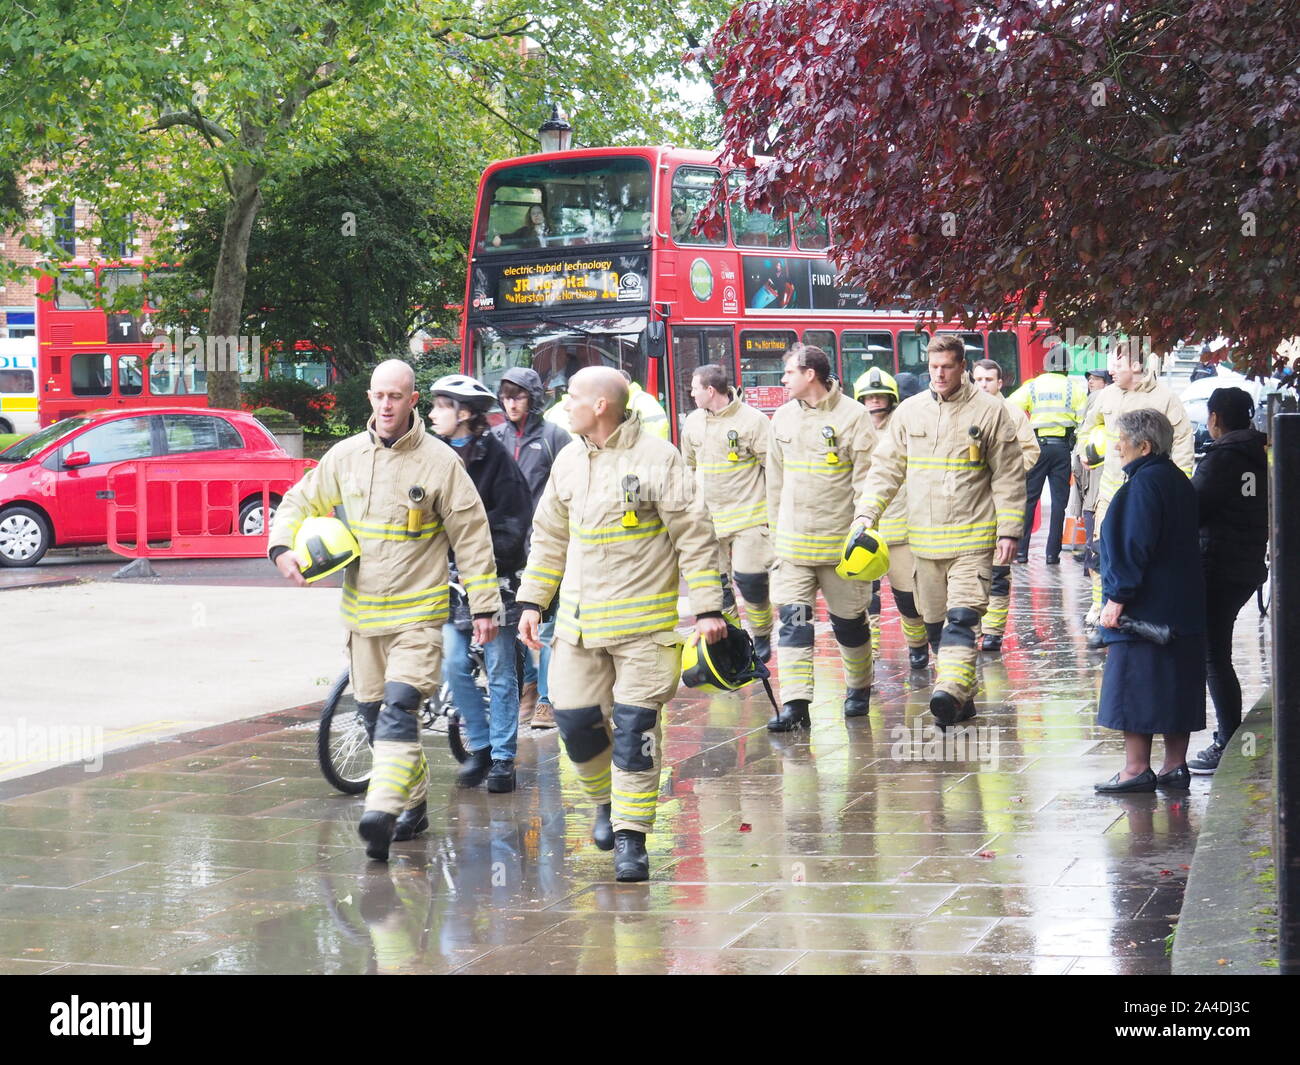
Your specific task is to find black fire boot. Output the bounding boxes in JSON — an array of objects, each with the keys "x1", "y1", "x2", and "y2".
[
  {"x1": 613, "y1": 829, "x2": 649, "y2": 882},
  {"x1": 767, "y1": 700, "x2": 811, "y2": 732},
  {"x1": 980, "y1": 634, "x2": 1003, "y2": 653},
  {"x1": 908, "y1": 645, "x2": 929, "y2": 671},
  {"x1": 358, "y1": 811, "x2": 397, "y2": 862},
  {"x1": 843, "y1": 687, "x2": 871, "y2": 718},
  {"x1": 392, "y1": 801, "x2": 428, "y2": 842},
  {"x1": 456, "y1": 746, "x2": 492, "y2": 788},
  {"x1": 752, "y1": 633, "x2": 772, "y2": 664},
  {"x1": 592, "y1": 803, "x2": 615, "y2": 851}
]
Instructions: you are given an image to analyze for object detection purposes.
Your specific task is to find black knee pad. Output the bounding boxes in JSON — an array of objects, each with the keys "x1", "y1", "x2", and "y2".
[
  {"x1": 733, "y1": 571, "x2": 769, "y2": 605},
  {"x1": 829, "y1": 611, "x2": 870, "y2": 648},
  {"x1": 778, "y1": 604, "x2": 815, "y2": 647},
  {"x1": 892, "y1": 589, "x2": 920, "y2": 620},
  {"x1": 553, "y1": 704, "x2": 610, "y2": 763},
  {"x1": 925, "y1": 621, "x2": 945, "y2": 651},
  {"x1": 990, "y1": 566, "x2": 1011, "y2": 597},
  {"x1": 355, "y1": 700, "x2": 382, "y2": 745},
  {"x1": 375, "y1": 682, "x2": 422, "y2": 742},
  {"x1": 943, "y1": 607, "x2": 981, "y2": 648},
  {"x1": 612, "y1": 703, "x2": 659, "y2": 772}
]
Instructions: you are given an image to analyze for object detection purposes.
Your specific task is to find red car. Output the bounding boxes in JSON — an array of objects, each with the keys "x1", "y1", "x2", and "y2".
[{"x1": 0, "y1": 407, "x2": 305, "y2": 566}]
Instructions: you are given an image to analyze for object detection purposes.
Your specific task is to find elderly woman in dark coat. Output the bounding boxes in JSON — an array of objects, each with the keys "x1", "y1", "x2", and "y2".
[{"x1": 1094, "y1": 408, "x2": 1207, "y2": 793}]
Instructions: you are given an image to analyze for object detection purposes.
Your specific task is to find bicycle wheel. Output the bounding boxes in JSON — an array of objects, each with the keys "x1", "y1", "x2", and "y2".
[
  {"x1": 317, "y1": 668, "x2": 373, "y2": 795},
  {"x1": 447, "y1": 708, "x2": 470, "y2": 763}
]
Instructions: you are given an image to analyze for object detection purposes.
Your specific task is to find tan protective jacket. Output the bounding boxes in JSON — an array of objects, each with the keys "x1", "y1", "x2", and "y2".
[
  {"x1": 768, "y1": 380, "x2": 877, "y2": 566},
  {"x1": 517, "y1": 415, "x2": 723, "y2": 647},
  {"x1": 268, "y1": 415, "x2": 501, "y2": 634},
  {"x1": 1007, "y1": 398, "x2": 1041, "y2": 472},
  {"x1": 872, "y1": 407, "x2": 910, "y2": 545},
  {"x1": 680, "y1": 393, "x2": 770, "y2": 536},
  {"x1": 857, "y1": 379, "x2": 1027, "y2": 558},
  {"x1": 1077, "y1": 372, "x2": 1194, "y2": 523}
]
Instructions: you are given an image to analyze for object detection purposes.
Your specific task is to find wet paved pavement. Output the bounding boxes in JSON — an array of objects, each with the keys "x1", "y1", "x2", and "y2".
[{"x1": 0, "y1": 554, "x2": 1271, "y2": 974}]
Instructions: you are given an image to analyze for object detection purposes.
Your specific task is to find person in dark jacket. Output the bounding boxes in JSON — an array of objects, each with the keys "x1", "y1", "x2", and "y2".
[
  {"x1": 491, "y1": 366, "x2": 572, "y2": 730},
  {"x1": 429, "y1": 374, "x2": 534, "y2": 793},
  {"x1": 1187, "y1": 387, "x2": 1269, "y2": 773},
  {"x1": 1095, "y1": 408, "x2": 1207, "y2": 793}
]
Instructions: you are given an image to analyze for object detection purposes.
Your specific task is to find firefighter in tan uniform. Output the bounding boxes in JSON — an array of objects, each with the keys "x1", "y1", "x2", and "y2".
[
  {"x1": 270, "y1": 360, "x2": 500, "y2": 861},
  {"x1": 680, "y1": 363, "x2": 774, "y2": 662},
  {"x1": 855, "y1": 335, "x2": 1027, "y2": 728},
  {"x1": 972, "y1": 359, "x2": 1040, "y2": 652},
  {"x1": 518, "y1": 367, "x2": 726, "y2": 883},
  {"x1": 854, "y1": 368, "x2": 932, "y2": 671},
  {"x1": 1076, "y1": 346, "x2": 1194, "y2": 628},
  {"x1": 766, "y1": 344, "x2": 877, "y2": 731}
]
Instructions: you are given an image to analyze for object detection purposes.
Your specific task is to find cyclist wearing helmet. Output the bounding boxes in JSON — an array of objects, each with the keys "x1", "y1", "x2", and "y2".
[{"x1": 429, "y1": 374, "x2": 533, "y2": 794}]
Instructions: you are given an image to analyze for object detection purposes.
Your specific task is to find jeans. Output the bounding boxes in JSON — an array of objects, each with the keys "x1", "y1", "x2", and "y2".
[
  {"x1": 519, "y1": 616, "x2": 555, "y2": 703},
  {"x1": 1204, "y1": 578, "x2": 1259, "y2": 746},
  {"x1": 1021, "y1": 438, "x2": 1072, "y2": 560},
  {"x1": 443, "y1": 622, "x2": 520, "y2": 762}
]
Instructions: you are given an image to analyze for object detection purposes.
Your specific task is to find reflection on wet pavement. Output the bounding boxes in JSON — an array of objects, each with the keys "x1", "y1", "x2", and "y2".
[{"x1": 0, "y1": 557, "x2": 1271, "y2": 974}]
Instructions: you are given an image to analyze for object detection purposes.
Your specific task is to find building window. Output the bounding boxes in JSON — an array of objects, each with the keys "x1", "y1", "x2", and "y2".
[{"x1": 53, "y1": 205, "x2": 76, "y2": 255}]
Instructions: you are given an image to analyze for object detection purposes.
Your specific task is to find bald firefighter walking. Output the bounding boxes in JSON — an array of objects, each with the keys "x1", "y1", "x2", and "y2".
[
  {"x1": 855, "y1": 336, "x2": 1027, "y2": 728},
  {"x1": 766, "y1": 344, "x2": 878, "y2": 731},
  {"x1": 681, "y1": 362, "x2": 774, "y2": 661},
  {"x1": 518, "y1": 367, "x2": 726, "y2": 882}
]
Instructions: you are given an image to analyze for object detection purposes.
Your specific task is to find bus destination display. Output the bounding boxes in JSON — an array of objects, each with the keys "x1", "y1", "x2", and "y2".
[{"x1": 471, "y1": 254, "x2": 649, "y2": 313}]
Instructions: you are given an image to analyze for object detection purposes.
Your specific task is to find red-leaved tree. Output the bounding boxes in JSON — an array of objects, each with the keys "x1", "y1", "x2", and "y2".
[{"x1": 708, "y1": 0, "x2": 1299, "y2": 376}]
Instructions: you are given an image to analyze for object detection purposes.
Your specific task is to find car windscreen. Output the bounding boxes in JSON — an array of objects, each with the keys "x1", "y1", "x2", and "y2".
[{"x1": 0, "y1": 417, "x2": 91, "y2": 462}]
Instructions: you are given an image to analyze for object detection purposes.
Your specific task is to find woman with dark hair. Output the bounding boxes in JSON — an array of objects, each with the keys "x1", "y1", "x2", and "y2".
[
  {"x1": 1094, "y1": 407, "x2": 1206, "y2": 793},
  {"x1": 1188, "y1": 387, "x2": 1269, "y2": 773},
  {"x1": 428, "y1": 374, "x2": 533, "y2": 794}
]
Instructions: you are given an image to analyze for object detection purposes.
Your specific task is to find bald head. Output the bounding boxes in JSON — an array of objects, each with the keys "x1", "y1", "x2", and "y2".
[
  {"x1": 567, "y1": 366, "x2": 629, "y2": 441},
  {"x1": 371, "y1": 358, "x2": 416, "y2": 394}
]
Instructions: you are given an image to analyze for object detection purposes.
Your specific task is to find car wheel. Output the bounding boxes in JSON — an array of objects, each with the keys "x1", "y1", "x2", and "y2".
[
  {"x1": 238, "y1": 496, "x2": 278, "y2": 536},
  {"x1": 0, "y1": 507, "x2": 51, "y2": 567}
]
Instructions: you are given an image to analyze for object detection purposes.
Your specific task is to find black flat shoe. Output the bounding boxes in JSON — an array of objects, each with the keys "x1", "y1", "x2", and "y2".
[
  {"x1": 1155, "y1": 765, "x2": 1191, "y2": 789},
  {"x1": 456, "y1": 746, "x2": 492, "y2": 788},
  {"x1": 1094, "y1": 768, "x2": 1157, "y2": 794},
  {"x1": 486, "y1": 759, "x2": 516, "y2": 793}
]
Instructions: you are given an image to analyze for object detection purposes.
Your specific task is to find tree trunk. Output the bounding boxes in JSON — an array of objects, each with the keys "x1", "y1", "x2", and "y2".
[{"x1": 206, "y1": 159, "x2": 264, "y2": 410}]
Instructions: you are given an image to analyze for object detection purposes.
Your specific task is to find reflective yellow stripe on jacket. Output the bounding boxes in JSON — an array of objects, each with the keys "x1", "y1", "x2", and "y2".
[
  {"x1": 774, "y1": 529, "x2": 844, "y2": 565},
  {"x1": 569, "y1": 517, "x2": 668, "y2": 546},
  {"x1": 711, "y1": 500, "x2": 768, "y2": 536},
  {"x1": 341, "y1": 585, "x2": 451, "y2": 629},
  {"x1": 555, "y1": 590, "x2": 680, "y2": 642},
  {"x1": 351, "y1": 517, "x2": 446, "y2": 542},
  {"x1": 906, "y1": 521, "x2": 998, "y2": 554}
]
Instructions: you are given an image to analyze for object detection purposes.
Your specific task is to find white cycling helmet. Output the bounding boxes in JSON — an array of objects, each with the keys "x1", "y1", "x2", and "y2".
[{"x1": 431, "y1": 374, "x2": 496, "y2": 412}]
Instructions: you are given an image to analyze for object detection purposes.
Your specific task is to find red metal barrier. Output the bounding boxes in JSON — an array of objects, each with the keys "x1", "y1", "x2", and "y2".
[{"x1": 105, "y1": 456, "x2": 316, "y2": 559}]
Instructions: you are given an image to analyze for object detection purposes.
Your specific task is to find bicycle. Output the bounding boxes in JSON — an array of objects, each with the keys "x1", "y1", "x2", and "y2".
[{"x1": 316, "y1": 644, "x2": 485, "y2": 794}]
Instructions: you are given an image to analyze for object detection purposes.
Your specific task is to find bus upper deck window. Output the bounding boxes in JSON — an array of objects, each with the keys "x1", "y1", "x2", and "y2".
[
  {"x1": 728, "y1": 173, "x2": 791, "y2": 249},
  {"x1": 670, "y1": 167, "x2": 725, "y2": 246},
  {"x1": 55, "y1": 270, "x2": 96, "y2": 310},
  {"x1": 796, "y1": 211, "x2": 830, "y2": 250}
]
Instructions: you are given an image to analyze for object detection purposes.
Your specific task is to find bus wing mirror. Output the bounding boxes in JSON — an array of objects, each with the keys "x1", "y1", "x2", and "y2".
[
  {"x1": 64, "y1": 451, "x2": 90, "y2": 469},
  {"x1": 646, "y1": 320, "x2": 665, "y2": 357}
]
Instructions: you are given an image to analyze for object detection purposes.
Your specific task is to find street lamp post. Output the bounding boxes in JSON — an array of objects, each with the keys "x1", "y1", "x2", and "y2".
[{"x1": 538, "y1": 104, "x2": 572, "y2": 154}]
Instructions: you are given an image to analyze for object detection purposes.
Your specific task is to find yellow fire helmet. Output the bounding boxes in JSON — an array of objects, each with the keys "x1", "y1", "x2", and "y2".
[
  {"x1": 681, "y1": 623, "x2": 771, "y2": 695},
  {"x1": 853, "y1": 367, "x2": 899, "y2": 403},
  {"x1": 835, "y1": 523, "x2": 891, "y2": 582},
  {"x1": 293, "y1": 516, "x2": 361, "y2": 584},
  {"x1": 1083, "y1": 424, "x2": 1109, "y2": 468}
]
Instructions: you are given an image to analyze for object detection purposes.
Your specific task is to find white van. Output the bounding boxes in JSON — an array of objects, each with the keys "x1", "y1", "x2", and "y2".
[{"x1": 0, "y1": 337, "x2": 38, "y2": 436}]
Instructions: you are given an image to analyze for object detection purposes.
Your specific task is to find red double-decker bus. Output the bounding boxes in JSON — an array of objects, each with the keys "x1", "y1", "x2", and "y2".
[
  {"x1": 460, "y1": 146, "x2": 1053, "y2": 441},
  {"x1": 35, "y1": 260, "x2": 210, "y2": 426}
]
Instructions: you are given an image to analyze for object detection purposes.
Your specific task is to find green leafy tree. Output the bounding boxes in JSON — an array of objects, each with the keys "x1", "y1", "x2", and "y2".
[{"x1": 0, "y1": 0, "x2": 732, "y2": 407}]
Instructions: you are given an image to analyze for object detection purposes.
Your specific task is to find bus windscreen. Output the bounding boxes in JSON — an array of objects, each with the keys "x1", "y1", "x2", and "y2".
[
  {"x1": 469, "y1": 316, "x2": 648, "y2": 394},
  {"x1": 478, "y1": 158, "x2": 652, "y2": 253}
]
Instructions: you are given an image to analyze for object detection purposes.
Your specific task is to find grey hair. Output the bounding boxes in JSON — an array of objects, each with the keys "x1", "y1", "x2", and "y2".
[{"x1": 1114, "y1": 408, "x2": 1173, "y2": 457}]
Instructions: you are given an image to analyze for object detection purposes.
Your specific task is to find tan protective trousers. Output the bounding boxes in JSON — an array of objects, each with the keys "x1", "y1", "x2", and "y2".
[
  {"x1": 350, "y1": 628, "x2": 440, "y2": 817},
  {"x1": 771, "y1": 560, "x2": 873, "y2": 703},
  {"x1": 912, "y1": 552, "x2": 993, "y2": 702},
  {"x1": 548, "y1": 632, "x2": 682, "y2": 834},
  {"x1": 717, "y1": 524, "x2": 774, "y2": 636}
]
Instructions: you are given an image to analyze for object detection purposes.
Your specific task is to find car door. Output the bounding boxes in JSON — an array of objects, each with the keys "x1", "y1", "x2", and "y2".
[
  {"x1": 54, "y1": 415, "x2": 157, "y2": 543},
  {"x1": 159, "y1": 412, "x2": 248, "y2": 535}
]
